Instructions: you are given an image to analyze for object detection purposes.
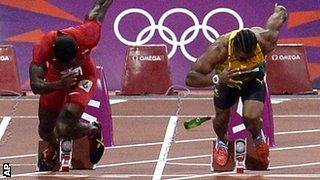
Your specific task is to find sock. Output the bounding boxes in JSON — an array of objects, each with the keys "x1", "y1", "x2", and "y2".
[
  {"x1": 216, "y1": 139, "x2": 228, "y2": 149},
  {"x1": 254, "y1": 133, "x2": 266, "y2": 146}
]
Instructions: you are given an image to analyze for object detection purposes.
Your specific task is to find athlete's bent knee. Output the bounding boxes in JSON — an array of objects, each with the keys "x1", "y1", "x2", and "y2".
[{"x1": 55, "y1": 105, "x2": 82, "y2": 138}]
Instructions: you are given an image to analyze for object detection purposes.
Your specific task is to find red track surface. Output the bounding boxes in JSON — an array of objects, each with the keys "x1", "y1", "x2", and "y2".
[{"x1": 0, "y1": 95, "x2": 320, "y2": 179}]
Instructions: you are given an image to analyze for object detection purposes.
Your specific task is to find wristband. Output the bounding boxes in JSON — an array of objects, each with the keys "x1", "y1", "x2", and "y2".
[{"x1": 212, "y1": 74, "x2": 219, "y2": 85}]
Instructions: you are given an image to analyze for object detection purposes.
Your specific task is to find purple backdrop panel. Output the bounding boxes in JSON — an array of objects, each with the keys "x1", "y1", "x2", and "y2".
[
  {"x1": 0, "y1": 0, "x2": 319, "y2": 89},
  {"x1": 81, "y1": 67, "x2": 114, "y2": 147}
]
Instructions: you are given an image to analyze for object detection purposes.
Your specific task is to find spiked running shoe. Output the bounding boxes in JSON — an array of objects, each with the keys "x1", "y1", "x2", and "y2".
[
  {"x1": 255, "y1": 141, "x2": 269, "y2": 165},
  {"x1": 38, "y1": 145, "x2": 58, "y2": 171},
  {"x1": 213, "y1": 140, "x2": 229, "y2": 167},
  {"x1": 89, "y1": 122, "x2": 105, "y2": 164}
]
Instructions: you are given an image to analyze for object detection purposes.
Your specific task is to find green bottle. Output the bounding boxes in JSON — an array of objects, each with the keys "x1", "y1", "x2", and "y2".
[{"x1": 184, "y1": 116, "x2": 211, "y2": 129}]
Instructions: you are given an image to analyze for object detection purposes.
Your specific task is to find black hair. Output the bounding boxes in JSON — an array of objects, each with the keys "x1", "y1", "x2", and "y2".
[
  {"x1": 54, "y1": 34, "x2": 78, "y2": 63},
  {"x1": 233, "y1": 29, "x2": 257, "y2": 55}
]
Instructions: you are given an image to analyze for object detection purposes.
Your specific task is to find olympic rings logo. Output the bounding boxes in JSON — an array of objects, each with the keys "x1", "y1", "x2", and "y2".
[{"x1": 114, "y1": 8, "x2": 244, "y2": 62}]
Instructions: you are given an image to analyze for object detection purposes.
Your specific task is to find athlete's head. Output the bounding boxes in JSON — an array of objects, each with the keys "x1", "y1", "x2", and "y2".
[
  {"x1": 233, "y1": 29, "x2": 257, "y2": 61},
  {"x1": 54, "y1": 34, "x2": 78, "y2": 64}
]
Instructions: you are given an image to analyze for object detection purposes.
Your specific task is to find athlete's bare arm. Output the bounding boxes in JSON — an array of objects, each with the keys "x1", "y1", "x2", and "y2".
[
  {"x1": 186, "y1": 36, "x2": 243, "y2": 87},
  {"x1": 86, "y1": 0, "x2": 113, "y2": 23},
  {"x1": 186, "y1": 37, "x2": 227, "y2": 87},
  {"x1": 252, "y1": 5, "x2": 288, "y2": 54},
  {"x1": 29, "y1": 64, "x2": 78, "y2": 94}
]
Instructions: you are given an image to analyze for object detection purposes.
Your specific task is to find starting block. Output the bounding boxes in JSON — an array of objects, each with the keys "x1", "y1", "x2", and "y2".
[
  {"x1": 37, "y1": 136, "x2": 94, "y2": 171},
  {"x1": 235, "y1": 139, "x2": 246, "y2": 173},
  {"x1": 211, "y1": 137, "x2": 269, "y2": 172},
  {"x1": 59, "y1": 139, "x2": 72, "y2": 172}
]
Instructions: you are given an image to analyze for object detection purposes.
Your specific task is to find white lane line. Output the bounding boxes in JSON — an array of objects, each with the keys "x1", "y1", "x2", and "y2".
[
  {"x1": 107, "y1": 137, "x2": 214, "y2": 150},
  {"x1": 0, "y1": 99, "x2": 39, "y2": 101},
  {"x1": 10, "y1": 164, "x2": 35, "y2": 167},
  {"x1": 153, "y1": 116, "x2": 179, "y2": 180},
  {"x1": 110, "y1": 99, "x2": 128, "y2": 104},
  {"x1": 265, "y1": 174, "x2": 320, "y2": 178},
  {"x1": 275, "y1": 129, "x2": 320, "y2": 135},
  {"x1": 166, "y1": 162, "x2": 320, "y2": 180},
  {"x1": 275, "y1": 115, "x2": 320, "y2": 118},
  {"x1": 167, "y1": 162, "x2": 210, "y2": 167},
  {"x1": 2, "y1": 128, "x2": 320, "y2": 160},
  {"x1": 0, "y1": 153, "x2": 36, "y2": 160},
  {"x1": 97, "y1": 158, "x2": 157, "y2": 168},
  {"x1": 0, "y1": 116, "x2": 11, "y2": 140},
  {"x1": 2, "y1": 114, "x2": 320, "y2": 119},
  {"x1": 0, "y1": 116, "x2": 37, "y2": 119},
  {"x1": 97, "y1": 154, "x2": 210, "y2": 169},
  {"x1": 167, "y1": 173, "x2": 320, "y2": 180},
  {"x1": 272, "y1": 144, "x2": 320, "y2": 151},
  {"x1": 165, "y1": 171, "x2": 235, "y2": 180},
  {"x1": 0, "y1": 172, "x2": 50, "y2": 179},
  {"x1": 271, "y1": 98, "x2": 292, "y2": 104},
  {"x1": 270, "y1": 162, "x2": 320, "y2": 170}
]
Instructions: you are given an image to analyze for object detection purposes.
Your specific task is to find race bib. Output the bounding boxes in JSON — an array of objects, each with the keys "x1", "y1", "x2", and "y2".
[{"x1": 79, "y1": 80, "x2": 93, "y2": 93}]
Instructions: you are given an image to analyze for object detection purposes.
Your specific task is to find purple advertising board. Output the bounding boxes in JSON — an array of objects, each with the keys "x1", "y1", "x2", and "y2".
[{"x1": 0, "y1": 0, "x2": 319, "y2": 90}]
